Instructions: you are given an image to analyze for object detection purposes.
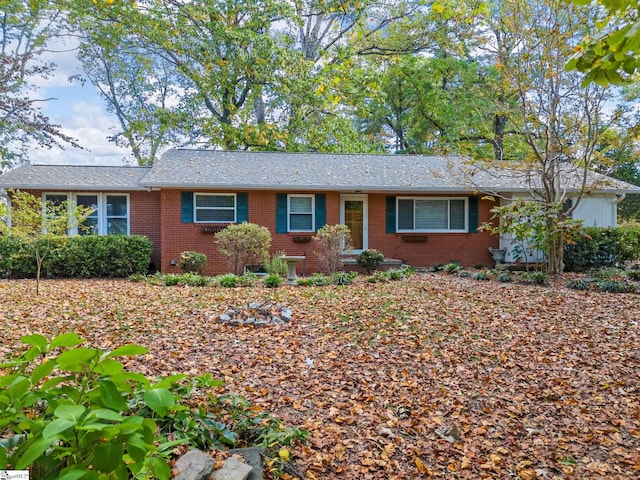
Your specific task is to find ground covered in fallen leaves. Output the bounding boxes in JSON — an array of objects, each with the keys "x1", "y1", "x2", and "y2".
[{"x1": 1, "y1": 273, "x2": 639, "y2": 479}]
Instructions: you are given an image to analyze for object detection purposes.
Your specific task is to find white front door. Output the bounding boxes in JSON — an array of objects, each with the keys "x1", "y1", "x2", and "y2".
[{"x1": 340, "y1": 194, "x2": 368, "y2": 252}]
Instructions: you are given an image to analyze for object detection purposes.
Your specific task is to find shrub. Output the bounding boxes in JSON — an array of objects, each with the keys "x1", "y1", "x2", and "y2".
[
  {"x1": 564, "y1": 226, "x2": 640, "y2": 271},
  {"x1": 313, "y1": 224, "x2": 352, "y2": 274},
  {"x1": 587, "y1": 267, "x2": 625, "y2": 280},
  {"x1": 0, "y1": 235, "x2": 152, "y2": 278},
  {"x1": 239, "y1": 271, "x2": 259, "y2": 287},
  {"x1": 497, "y1": 271, "x2": 512, "y2": 283},
  {"x1": 444, "y1": 262, "x2": 462, "y2": 274},
  {"x1": 626, "y1": 269, "x2": 640, "y2": 281},
  {"x1": 518, "y1": 271, "x2": 550, "y2": 285},
  {"x1": 0, "y1": 334, "x2": 308, "y2": 478},
  {"x1": 264, "y1": 251, "x2": 288, "y2": 277},
  {"x1": 595, "y1": 280, "x2": 636, "y2": 293},
  {"x1": 472, "y1": 271, "x2": 490, "y2": 281},
  {"x1": 216, "y1": 222, "x2": 272, "y2": 276},
  {"x1": 458, "y1": 270, "x2": 471, "y2": 278},
  {"x1": 566, "y1": 278, "x2": 591, "y2": 290},
  {"x1": 178, "y1": 272, "x2": 212, "y2": 287},
  {"x1": 218, "y1": 273, "x2": 239, "y2": 288},
  {"x1": 263, "y1": 273, "x2": 283, "y2": 288},
  {"x1": 179, "y1": 251, "x2": 207, "y2": 274},
  {"x1": 387, "y1": 268, "x2": 406, "y2": 280},
  {"x1": 368, "y1": 270, "x2": 390, "y2": 283},
  {"x1": 331, "y1": 271, "x2": 358, "y2": 286},
  {"x1": 308, "y1": 273, "x2": 331, "y2": 286},
  {"x1": 356, "y1": 249, "x2": 384, "y2": 274}
]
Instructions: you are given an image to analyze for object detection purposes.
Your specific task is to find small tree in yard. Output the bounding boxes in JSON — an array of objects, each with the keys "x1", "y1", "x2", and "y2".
[
  {"x1": 314, "y1": 224, "x2": 352, "y2": 274},
  {"x1": 0, "y1": 190, "x2": 91, "y2": 295},
  {"x1": 215, "y1": 222, "x2": 271, "y2": 275}
]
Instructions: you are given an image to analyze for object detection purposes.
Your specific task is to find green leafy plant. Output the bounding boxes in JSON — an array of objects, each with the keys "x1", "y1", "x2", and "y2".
[
  {"x1": 472, "y1": 271, "x2": 490, "y2": 281},
  {"x1": 264, "y1": 251, "x2": 288, "y2": 277},
  {"x1": 356, "y1": 249, "x2": 384, "y2": 274},
  {"x1": 497, "y1": 271, "x2": 512, "y2": 283},
  {"x1": 367, "y1": 270, "x2": 390, "y2": 283},
  {"x1": 263, "y1": 273, "x2": 283, "y2": 288},
  {"x1": 566, "y1": 278, "x2": 592, "y2": 291},
  {"x1": 239, "y1": 271, "x2": 259, "y2": 287},
  {"x1": 458, "y1": 270, "x2": 471, "y2": 278},
  {"x1": 179, "y1": 251, "x2": 207, "y2": 274},
  {"x1": 595, "y1": 280, "x2": 636, "y2": 293},
  {"x1": 217, "y1": 273, "x2": 240, "y2": 288},
  {"x1": 330, "y1": 271, "x2": 358, "y2": 286},
  {"x1": 518, "y1": 271, "x2": 550, "y2": 285},
  {"x1": 0, "y1": 333, "x2": 173, "y2": 479},
  {"x1": 626, "y1": 269, "x2": 640, "y2": 281},
  {"x1": 313, "y1": 224, "x2": 352, "y2": 274},
  {"x1": 444, "y1": 262, "x2": 462, "y2": 274},
  {"x1": 215, "y1": 222, "x2": 272, "y2": 275}
]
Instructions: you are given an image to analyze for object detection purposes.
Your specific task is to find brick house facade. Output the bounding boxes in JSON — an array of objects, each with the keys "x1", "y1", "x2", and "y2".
[{"x1": 0, "y1": 149, "x2": 633, "y2": 275}]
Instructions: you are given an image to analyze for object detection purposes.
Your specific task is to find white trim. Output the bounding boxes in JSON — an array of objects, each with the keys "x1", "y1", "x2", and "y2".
[
  {"x1": 193, "y1": 193, "x2": 237, "y2": 224},
  {"x1": 396, "y1": 196, "x2": 468, "y2": 233},
  {"x1": 340, "y1": 194, "x2": 368, "y2": 252},
  {"x1": 287, "y1": 194, "x2": 315, "y2": 232},
  {"x1": 42, "y1": 192, "x2": 130, "y2": 236}
]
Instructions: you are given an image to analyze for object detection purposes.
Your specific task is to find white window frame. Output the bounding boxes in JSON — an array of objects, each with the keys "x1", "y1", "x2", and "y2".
[
  {"x1": 288, "y1": 194, "x2": 315, "y2": 232},
  {"x1": 397, "y1": 197, "x2": 468, "y2": 233},
  {"x1": 193, "y1": 193, "x2": 237, "y2": 224},
  {"x1": 42, "y1": 192, "x2": 130, "y2": 236}
]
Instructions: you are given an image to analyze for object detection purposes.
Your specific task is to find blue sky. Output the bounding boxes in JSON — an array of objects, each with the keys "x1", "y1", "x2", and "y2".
[{"x1": 29, "y1": 42, "x2": 135, "y2": 166}]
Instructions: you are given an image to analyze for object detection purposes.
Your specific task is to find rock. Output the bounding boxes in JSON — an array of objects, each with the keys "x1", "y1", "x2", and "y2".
[
  {"x1": 254, "y1": 319, "x2": 268, "y2": 328},
  {"x1": 280, "y1": 308, "x2": 293, "y2": 322},
  {"x1": 173, "y1": 449, "x2": 215, "y2": 480},
  {"x1": 244, "y1": 317, "x2": 255, "y2": 325},
  {"x1": 271, "y1": 317, "x2": 285, "y2": 325},
  {"x1": 229, "y1": 447, "x2": 264, "y2": 480},
  {"x1": 212, "y1": 457, "x2": 253, "y2": 480},
  {"x1": 229, "y1": 319, "x2": 243, "y2": 326},
  {"x1": 219, "y1": 314, "x2": 232, "y2": 323},
  {"x1": 248, "y1": 302, "x2": 262, "y2": 309}
]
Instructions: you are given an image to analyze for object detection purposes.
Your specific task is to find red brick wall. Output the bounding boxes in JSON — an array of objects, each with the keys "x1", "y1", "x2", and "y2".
[
  {"x1": 129, "y1": 191, "x2": 161, "y2": 270},
  {"x1": 158, "y1": 190, "x2": 499, "y2": 275}
]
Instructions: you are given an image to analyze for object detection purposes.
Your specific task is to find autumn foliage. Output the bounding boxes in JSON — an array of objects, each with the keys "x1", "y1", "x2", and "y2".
[{"x1": 0, "y1": 273, "x2": 638, "y2": 478}]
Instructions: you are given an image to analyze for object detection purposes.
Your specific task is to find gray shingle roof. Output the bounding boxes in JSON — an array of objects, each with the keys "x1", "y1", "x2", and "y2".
[
  {"x1": 0, "y1": 165, "x2": 151, "y2": 191},
  {"x1": 140, "y1": 149, "x2": 639, "y2": 193},
  {"x1": 1, "y1": 150, "x2": 637, "y2": 194}
]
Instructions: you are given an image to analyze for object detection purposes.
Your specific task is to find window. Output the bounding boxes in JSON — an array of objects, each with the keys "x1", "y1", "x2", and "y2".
[
  {"x1": 43, "y1": 193, "x2": 129, "y2": 236},
  {"x1": 397, "y1": 198, "x2": 467, "y2": 232},
  {"x1": 288, "y1": 195, "x2": 314, "y2": 231},
  {"x1": 76, "y1": 195, "x2": 98, "y2": 235},
  {"x1": 194, "y1": 194, "x2": 236, "y2": 223}
]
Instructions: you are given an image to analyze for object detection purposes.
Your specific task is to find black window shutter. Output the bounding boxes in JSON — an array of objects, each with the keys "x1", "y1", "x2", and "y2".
[
  {"x1": 236, "y1": 193, "x2": 248, "y2": 223},
  {"x1": 181, "y1": 192, "x2": 194, "y2": 223},
  {"x1": 386, "y1": 196, "x2": 396, "y2": 233},
  {"x1": 468, "y1": 196, "x2": 479, "y2": 233},
  {"x1": 276, "y1": 193, "x2": 287, "y2": 233}
]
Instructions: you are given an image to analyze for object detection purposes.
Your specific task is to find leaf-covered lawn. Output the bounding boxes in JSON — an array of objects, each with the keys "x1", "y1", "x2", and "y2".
[{"x1": 1, "y1": 274, "x2": 639, "y2": 479}]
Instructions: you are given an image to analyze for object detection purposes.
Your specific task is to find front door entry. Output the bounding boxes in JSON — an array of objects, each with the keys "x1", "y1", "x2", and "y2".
[{"x1": 340, "y1": 195, "x2": 368, "y2": 252}]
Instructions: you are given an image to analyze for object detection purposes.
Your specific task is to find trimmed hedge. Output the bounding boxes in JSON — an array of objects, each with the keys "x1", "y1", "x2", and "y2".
[
  {"x1": 0, "y1": 235, "x2": 152, "y2": 278},
  {"x1": 564, "y1": 226, "x2": 640, "y2": 271}
]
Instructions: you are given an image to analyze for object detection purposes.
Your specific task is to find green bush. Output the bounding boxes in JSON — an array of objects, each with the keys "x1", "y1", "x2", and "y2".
[
  {"x1": 595, "y1": 280, "x2": 636, "y2": 293},
  {"x1": 264, "y1": 251, "x2": 288, "y2": 277},
  {"x1": 497, "y1": 271, "x2": 512, "y2": 283},
  {"x1": 0, "y1": 334, "x2": 308, "y2": 478},
  {"x1": 518, "y1": 271, "x2": 550, "y2": 285},
  {"x1": 239, "y1": 271, "x2": 259, "y2": 287},
  {"x1": 356, "y1": 249, "x2": 384, "y2": 274},
  {"x1": 458, "y1": 270, "x2": 471, "y2": 278},
  {"x1": 566, "y1": 278, "x2": 592, "y2": 290},
  {"x1": 626, "y1": 269, "x2": 640, "y2": 281},
  {"x1": 216, "y1": 222, "x2": 272, "y2": 276},
  {"x1": 178, "y1": 273, "x2": 212, "y2": 287},
  {"x1": 444, "y1": 262, "x2": 462, "y2": 274},
  {"x1": 472, "y1": 271, "x2": 490, "y2": 281},
  {"x1": 218, "y1": 273, "x2": 239, "y2": 288},
  {"x1": 263, "y1": 273, "x2": 283, "y2": 288},
  {"x1": 564, "y1": 226, "x2": 640, "y2": 271},
  {"x1": 179, "y1": 251, "x2": 207, "y2": 274},
  {"x1": 367, "y1": 271, "x2": 389, "y2": 283},
  {"x1": 330, "y1": 271, "x2": 358, "y2": 285},
  {"x1": 0, "y1": 235, "x2": 152, "y2": 278}
]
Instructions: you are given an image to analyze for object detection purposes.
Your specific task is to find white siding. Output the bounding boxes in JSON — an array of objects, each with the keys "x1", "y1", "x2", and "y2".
[{"x1": 497, "y1": 193, "x2": 619, "y2": 263}]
